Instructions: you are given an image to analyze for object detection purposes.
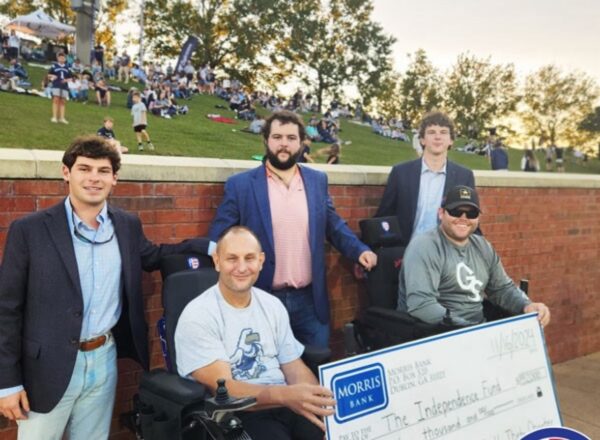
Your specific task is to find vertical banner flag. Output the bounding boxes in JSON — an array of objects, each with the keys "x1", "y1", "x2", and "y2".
[{"x1": 174, "y1": 36, "x2": 199, "y2": 73}]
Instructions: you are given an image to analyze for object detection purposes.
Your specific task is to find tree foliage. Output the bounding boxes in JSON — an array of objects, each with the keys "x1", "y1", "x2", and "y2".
[
  {"x1": 142, "y1": 0, "x2": 284, "y2": 84},
  {"x1": 399, "y1": 49, "x2": 443, "y2": 125},
  {"x1": 0, "y1": 0, "x2": 74, "y2": 24},
  {"x1": 444, "y1": 53, "x2": 518, "y2": 137},
  {"x1": 278, "y1": 0, "x2": 395, "y2": 111},
  {"x1": 520, "y1": 65, "x2": 598, "y2": 147},
  {"x1": 580, "y1": 107, "x2": 600, "y2": 133},
  {"x1": 95, "y1": 0, "x2": 127, "y2": 52}
]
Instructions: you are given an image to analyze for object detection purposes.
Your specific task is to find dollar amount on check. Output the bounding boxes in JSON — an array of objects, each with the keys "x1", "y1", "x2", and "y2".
[{"x1": 319, "y1": 313, "x2": 561, "y2": 440}]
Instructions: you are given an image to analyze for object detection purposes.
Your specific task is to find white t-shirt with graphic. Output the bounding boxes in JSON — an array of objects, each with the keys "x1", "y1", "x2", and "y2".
[{"x1": 175, "y1": 284, "x2": 304, "y2": 385}]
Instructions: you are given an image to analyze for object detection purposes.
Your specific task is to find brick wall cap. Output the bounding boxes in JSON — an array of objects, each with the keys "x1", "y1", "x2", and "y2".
[{"x1": 1, "y1": 148, "x2": 600, "y2": 188}]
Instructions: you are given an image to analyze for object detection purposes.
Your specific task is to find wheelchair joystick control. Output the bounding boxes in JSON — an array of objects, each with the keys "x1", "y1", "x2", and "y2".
[{"x1": 215, "y1": 378, "x2": 232, "y2": 404}]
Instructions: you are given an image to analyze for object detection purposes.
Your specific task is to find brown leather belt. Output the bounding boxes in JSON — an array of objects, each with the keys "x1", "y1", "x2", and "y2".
[{"x1": 79, "y1": 334, "x2": 108, "y2": 352}]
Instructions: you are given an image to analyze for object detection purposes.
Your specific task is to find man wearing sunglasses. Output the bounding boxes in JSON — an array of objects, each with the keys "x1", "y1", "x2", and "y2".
[
  {"x1": 397, "y1": 185, "x2": 550, "y2": 328},
  {"x1": 0, "y1": 135, "x2": 210, "y2": 439}
]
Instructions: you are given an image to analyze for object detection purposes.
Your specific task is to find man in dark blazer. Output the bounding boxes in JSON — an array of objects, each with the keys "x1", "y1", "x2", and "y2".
[
  {"x1": 209, "y1": 110, "x2": 377, "y2": 348},
  {"x1": 0, "y1": 135, "x2": 209, "y2": 439},
  {"x1": 376, "y1": 111, "x2": 476, "y2": 247}
]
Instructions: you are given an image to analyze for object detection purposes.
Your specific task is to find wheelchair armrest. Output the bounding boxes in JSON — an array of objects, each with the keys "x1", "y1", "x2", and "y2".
[
  {"x1": 362, "y1": 306, "x2": 453, "y2": 342},
  {"x1": 301, "y1": 345, "x2": 331, "y2": 375},
  {"x1": 302, "y1": 345, "x2": 331, "y2": 365},
  {"x1": 364, "y1": 306, "x2": 420, "y2": 325},
  {"x1": 140, "y1": 368, "x2": 207, "y2": 406}
]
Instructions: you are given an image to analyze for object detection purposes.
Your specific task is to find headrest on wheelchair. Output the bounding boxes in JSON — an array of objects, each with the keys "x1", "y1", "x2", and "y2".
[
  {"x1": 359, "y1": 216, "x2": 403, "y2": 248},
  {"x1": 160, "y1": 253, "x2": 214, "y2": 280}
]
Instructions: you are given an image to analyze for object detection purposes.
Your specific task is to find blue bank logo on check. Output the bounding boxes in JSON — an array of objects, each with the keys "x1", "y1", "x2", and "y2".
[{"x1": 331, "y1": 363, "x2": 388, "y2": 423}]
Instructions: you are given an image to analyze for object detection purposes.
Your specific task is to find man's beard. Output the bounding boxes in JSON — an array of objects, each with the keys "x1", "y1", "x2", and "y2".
[{"x1": 266, "y1": 148, "x2": 300, "y2": 170}]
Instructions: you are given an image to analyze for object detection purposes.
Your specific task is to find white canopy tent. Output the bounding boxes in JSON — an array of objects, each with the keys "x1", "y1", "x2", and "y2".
[{"x1": 6, "y1": 9, "x2": 75, "y2": 40}]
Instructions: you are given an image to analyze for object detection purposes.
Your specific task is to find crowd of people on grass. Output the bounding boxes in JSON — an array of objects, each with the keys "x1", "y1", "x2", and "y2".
[{"x1": 1, "y1": 34, "x2": 597, "y2": 168}]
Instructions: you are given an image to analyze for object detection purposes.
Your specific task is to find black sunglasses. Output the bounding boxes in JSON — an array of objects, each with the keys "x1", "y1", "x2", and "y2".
[
  {"x1": 72, "y1": 211, "x2": 115, "y2": 245},
  {"x1": 445, "y1": 207, "x2": 480, "y2": 219}
]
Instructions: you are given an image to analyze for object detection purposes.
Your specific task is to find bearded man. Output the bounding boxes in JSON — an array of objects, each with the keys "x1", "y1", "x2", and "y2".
[{"x1": 209, "y1": 110, "x2": 377, "y2": 348}]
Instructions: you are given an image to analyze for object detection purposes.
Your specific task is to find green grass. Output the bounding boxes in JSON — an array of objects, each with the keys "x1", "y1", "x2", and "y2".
[{"x1": 1, "y1": 62, "x2": 599, "y2": 173}]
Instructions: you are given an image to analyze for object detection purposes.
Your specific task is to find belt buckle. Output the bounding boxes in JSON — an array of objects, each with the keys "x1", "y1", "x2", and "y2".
[{"x1": 79, "y1": 333, "x2": 109, "y2": 352}]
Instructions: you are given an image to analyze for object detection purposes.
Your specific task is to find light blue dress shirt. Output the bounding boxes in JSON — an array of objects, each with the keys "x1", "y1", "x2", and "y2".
[
  {"x1": 412, "y1": 160, "x2": 447, "y2": 238},
  {"x1": 65, "y1": 198, "x2": 122, "y2": 340}
]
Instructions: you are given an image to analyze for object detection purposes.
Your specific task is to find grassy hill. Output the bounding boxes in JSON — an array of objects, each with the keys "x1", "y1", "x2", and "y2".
[{"x1": 1, "y1": 62, "x2": 598, "y2": 174}]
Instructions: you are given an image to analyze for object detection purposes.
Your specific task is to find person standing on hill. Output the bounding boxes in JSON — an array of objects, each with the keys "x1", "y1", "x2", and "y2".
[
  {"x1": 48, "y1": 52, "x2": 72, "y2": 124},
  {"x1": 521, "y1": 150, "x2": 539, "y2": 172},
  {"x1": 130, "y1": 91, "x2": 154, "y2": 152},
  {"x1": 490, "y1": 141, "x2": 509, "y2": 171}
]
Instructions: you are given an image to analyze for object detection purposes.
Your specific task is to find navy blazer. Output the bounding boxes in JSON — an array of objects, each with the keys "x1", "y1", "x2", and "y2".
[
  {"x1": 209, "y1": 164, "x2": 369, "y2": 324},
  {"x1": 376, "y1": 158, "x2": 476, "y2": 246},
  {"x1": 0, "y1": 201, "x2": 209, "y2": 413}
]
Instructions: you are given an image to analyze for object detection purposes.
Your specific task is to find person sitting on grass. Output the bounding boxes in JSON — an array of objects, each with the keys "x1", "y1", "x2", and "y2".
[
  {"x1": 8, "y1": 58, "x2": 27, "y2": 80},
  {"x1": 97, "y1": 116, "x2": 128, "y2": 155},
  {"x1": 95, "y1": 78, "x2": 111, "y2": 107},
  {"x1": 241, "y1": 115, "x2": 266, "y2": 134},
  {"x1": 316, "y1": 143, "x2": 341, "y2": 164},
  {"x1": 79, "y1": 74, "x2": 90, "y2": 103},
  {"x1": 316, "y1": 119, "x2": 337, "y2": 144},
  {"x1": 297, "y1": 139, "x2": 315, "y2": 163}
]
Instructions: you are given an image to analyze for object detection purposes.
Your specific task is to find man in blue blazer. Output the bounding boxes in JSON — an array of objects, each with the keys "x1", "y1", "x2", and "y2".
[
  {"x1": 209, "y1": 110, "x2": 377, "y2": 348},
  {"x1": 0, "y1": 136, "x2": 209, "y2": 439},
  {"x1": 376, "y1": 111, "x2": 476, "y2": 247}
]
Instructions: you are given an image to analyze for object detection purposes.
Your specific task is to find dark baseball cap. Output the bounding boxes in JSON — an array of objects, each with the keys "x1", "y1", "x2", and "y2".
[{"x1": 442, "y1": 185, "x2": 480, "y2": 211}]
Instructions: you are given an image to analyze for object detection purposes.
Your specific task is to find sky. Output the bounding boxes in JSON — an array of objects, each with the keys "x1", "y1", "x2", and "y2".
[{"x1": 371, "y1": 0, "x2": 600, "y2": 82}]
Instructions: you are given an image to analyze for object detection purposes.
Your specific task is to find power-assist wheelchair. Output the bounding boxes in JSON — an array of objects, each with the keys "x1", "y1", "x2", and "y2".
[
  {"x1": 124, "y1": 254, "x2": 330, "y2": 440},
  {"x1": 345, "y1": 217, "x2": 527, "y2": 354}
]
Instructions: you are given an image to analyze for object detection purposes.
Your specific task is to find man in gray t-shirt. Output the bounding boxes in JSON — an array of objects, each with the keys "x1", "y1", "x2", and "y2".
[
  {"x1": 398, "y1": 185, "x2": 550, "y2": 328},
  {"x1": 175, "y1": 226, "x2": 334, "y2": 439}
]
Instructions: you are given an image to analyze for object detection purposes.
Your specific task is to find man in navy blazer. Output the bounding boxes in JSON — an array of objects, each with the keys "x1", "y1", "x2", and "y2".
[
  {"x1": 209, "y1": 110, "x2": 377, "y2": 348},
  {"x1": 376, "y1": 111, "x2": 476, "y2": 247},
  {"x1": 0, "y1": 135, "x2": 209, "y2": 439}
]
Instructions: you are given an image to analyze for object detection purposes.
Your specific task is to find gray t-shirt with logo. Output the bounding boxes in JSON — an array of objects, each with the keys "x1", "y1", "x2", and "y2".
[
  {"x1": 175, "y1": 284, "x2": 304, "y2": 384},
  {"x1": 398, "y1": 228, "x2": 530, "y2": 325}
]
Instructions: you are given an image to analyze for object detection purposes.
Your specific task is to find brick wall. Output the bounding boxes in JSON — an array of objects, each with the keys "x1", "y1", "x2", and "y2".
[{"x1": 0, "y1": 178, "x2": 599, "y2": 439}]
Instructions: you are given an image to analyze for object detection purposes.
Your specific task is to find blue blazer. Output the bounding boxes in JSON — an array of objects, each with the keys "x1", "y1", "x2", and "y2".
[
  {"x1": 375, "y1": 158, "x2": 476, "y2": 246},
  {"x1": 0, "y1": 201, "x2": 209, "y2": 413},
  {"x1": 209, "y1": 164, "x2": 369, "y2": 324}
]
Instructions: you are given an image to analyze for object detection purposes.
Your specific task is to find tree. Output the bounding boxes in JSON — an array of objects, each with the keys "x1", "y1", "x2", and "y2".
[
  {"x1": 142, "y1": 0, "x2": 285, "y2": 84},
  {"x1": 399, "y1": 49, "x2": 444, "y2": 126},
  {"x1": 95, "y1": 0, "x2": 128, "y2": 53},
  {"x1": 521, "y1": 65, "x2": 599, "y2": 147},
  {"x1": 364, "y1": 69, "x2": 403, "y2": 120},
  {"x1": 444, "y1": 53, "x2": 518, "y2": 137},
  {"x1": 0, "y1": 0, "x2": 36, "y2": 18},
  {"x1": 278, "y1": 0, "x2": 395, "y2": 111},
  {"x1": 0, "y1": 0, "x2": 74, "y2": 24},
  {"x1": 580, "y1": 107, "x2": 600, "y2": 132}
]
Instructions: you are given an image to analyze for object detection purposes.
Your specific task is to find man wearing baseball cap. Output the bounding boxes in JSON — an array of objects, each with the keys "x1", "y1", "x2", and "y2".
[{"x1": 397, "y1": 185, "x2": 550, "y2": 328}]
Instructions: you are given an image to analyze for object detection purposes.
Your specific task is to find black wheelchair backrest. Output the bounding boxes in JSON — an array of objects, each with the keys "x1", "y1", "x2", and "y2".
[
  {"x1": 359, "y1": 217, "x2": 406, "y2": 309},
  {"x1": 163, "y1": 267, "x2": 219, "y2": 374},
  {"x1": 160, "y1": 253, "x2": 214, "y2": 280},
  {"x1": 359, "y1": 216, "x2": 403, "y2": 248}
]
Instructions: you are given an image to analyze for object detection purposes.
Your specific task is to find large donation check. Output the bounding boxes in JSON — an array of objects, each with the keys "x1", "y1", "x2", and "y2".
[{"x1": 319, "y1": 313, "x2": 561, "y2": 440}]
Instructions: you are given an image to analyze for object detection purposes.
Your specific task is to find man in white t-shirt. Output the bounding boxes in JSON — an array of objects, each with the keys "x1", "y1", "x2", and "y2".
[{"x1": 175, "y1": 226, "x2": 334, "y2": 439}]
